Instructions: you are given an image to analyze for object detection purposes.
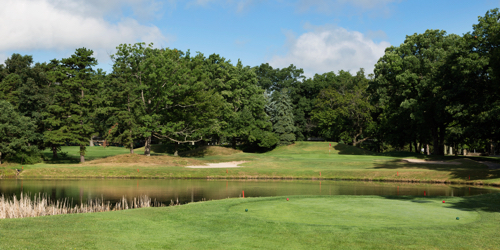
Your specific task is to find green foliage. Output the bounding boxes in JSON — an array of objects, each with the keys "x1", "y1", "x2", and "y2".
[
  {"x1": 43, "y1": 48, "x2": 100, "y2": 162},
  {"x1": 372, "y1": 30, "x2": 466, "y2": 155},
  {"x1": 312, "y1": 69, "x2": 374, "y2": 147},
  {"x1": 106, "y1": 43, "x2": 149, "y2": 151},
  {"x1": 0, "y1": 101, "x2": 40, "y2": 164},
  {"x1": 268, "y1": 90, "x2": 296, "y2": 145},
  {"x1": 205, "y1": 55, "x2": 275, "y2": 149}
]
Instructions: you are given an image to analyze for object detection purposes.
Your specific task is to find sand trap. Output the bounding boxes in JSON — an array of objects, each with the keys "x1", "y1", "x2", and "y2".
[
  {"x1": 185, "y1": 161, "x2": 248, "y2": 168},
  {"x1": 403, "y1": 159, "x2": 461, "y2": 165}
]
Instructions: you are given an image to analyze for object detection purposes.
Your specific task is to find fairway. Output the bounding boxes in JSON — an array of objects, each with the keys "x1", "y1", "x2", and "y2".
[{"x1": 1, "y1": 194, "x2": 499, "y2": 249}]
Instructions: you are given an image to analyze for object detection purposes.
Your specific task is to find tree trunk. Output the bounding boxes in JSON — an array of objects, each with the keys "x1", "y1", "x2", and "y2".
[
  {"x1": 414, "y1": 141, "x2": 418, "y2": 154},
  {"x1": 490, "y1": 140, "x2": 495, "y2": 156},
  {"x1": 52, "y1": 146, "x2": 58, "y2": 159},
  {"x1": 174, "y1": 143, "x2": 179, "y2": 157},
  {"x1": 90, "y1": 137, "x2": 94, "y2": 147},
  {"x1": 144, "y1": 136, "x2": 151, "y2": 156},
  {"x1": 80, "y1": 145, "x2": 85, "y2": 163},
  {"x1": 103, "y1": 139, "x2": 107, "y2": 148},
  {"x1": 232, "y1": 137, "x2": 236, "y2": 149},
  {"x1": 432, "y1": 127, "x2": 439, "y2": 155},
  {"x1": 426, "y1": 144, "x2": 430, "y2": 155},
  {"x1": 130, "y1": 141, "x2": 134, "y2": 154},
  {"x1": 0, "y1": 152, "x2": 2, "y2": 164},
  {"x1": 409, "y1": 142, "x2": 413, "y2": 152}
]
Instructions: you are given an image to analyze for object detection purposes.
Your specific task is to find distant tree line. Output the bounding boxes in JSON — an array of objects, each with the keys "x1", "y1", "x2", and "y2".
[{"x1": 1, "y1": 9, "x2": 499, "y2": 164}]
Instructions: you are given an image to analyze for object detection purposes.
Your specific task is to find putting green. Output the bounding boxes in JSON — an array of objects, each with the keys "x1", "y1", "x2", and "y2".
[{"x1": 230, "y1": 196, "x2": 479, "y2": 228}]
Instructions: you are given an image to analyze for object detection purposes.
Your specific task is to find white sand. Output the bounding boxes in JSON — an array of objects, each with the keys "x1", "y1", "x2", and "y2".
[
  {"x1": 402, "y1": 159, "x2": 461, "y2": 165},
  {"x1": 185, "y1": 161, "x2": 248, "y2": 168}
]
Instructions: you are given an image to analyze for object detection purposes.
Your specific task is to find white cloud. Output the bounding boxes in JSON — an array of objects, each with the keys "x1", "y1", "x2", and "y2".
[
  {"x1": 269, "y1": 24, "x2": 390, "y2": 77},
  {"x1": 0, "y1": 0, "x2": 169, "y2": 64}
]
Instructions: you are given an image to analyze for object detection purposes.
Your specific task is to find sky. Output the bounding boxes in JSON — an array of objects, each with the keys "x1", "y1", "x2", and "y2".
[{"x1": 1, "y1": 0, "x2": 499, "y2": 77}]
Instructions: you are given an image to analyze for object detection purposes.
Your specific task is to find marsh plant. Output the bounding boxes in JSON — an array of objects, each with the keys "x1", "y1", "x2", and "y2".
[{"x1": 0, "y1": 193, "x2": 165, "y2": 219}]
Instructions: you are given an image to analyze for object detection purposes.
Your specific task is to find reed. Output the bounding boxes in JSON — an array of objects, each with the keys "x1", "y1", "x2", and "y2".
[{"x1": 0, "y1": 193, "x2": 165, "y2": 219}]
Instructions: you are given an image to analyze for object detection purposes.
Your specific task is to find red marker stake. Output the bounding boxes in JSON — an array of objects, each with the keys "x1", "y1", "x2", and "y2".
[
  {"x1": 320, "y1": 172, "x2": 321, "y2": 176},
  {"x1": 469, "y1": 175, "x2": 470, "y2": 180},
  {"x1": 226, "y1": 169, "x2": 228, "y2": 174},
  {"x1": 242, "y1": 190, "x2": 245, "y2": 198},
  {"x1": 397, "y1": 171, "x2": 398, "y2": 176},
  {"x1": 424, "y1": 191, "x2": 426, "y2": 196},
  {"x1": 137, "y1": 169, "x2": 139, "y2": 173}
]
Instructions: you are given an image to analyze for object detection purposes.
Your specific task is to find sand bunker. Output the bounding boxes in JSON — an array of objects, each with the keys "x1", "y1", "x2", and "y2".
[
  {"x1": 402, "y1": 159, "x2": 461, "y2": 165},
  {"x1": 185, "y1": 161, "x2": 248, "y2": 168}
]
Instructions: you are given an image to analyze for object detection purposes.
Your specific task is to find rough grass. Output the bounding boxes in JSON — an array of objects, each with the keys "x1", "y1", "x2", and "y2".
[
  {"x1": 0, "y1": 194, "x2": 499, "y2": 249},
  {"x1": 84, "y1": 154, "x2": 205, "y2": 167}
]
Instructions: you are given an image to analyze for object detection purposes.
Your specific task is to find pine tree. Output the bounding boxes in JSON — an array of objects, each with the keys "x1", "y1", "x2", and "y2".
[
  {"x1": 269, "y1": 90, "x2": 296, "y2": 145},
  {"x1": 43, "y1": 48, "x2": 100, "y2": 162}
]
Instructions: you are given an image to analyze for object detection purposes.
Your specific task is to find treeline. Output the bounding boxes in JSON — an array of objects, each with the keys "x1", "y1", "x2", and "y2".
[{"x1": 1, "y1": 9, "x2": 499, "y2": 163}]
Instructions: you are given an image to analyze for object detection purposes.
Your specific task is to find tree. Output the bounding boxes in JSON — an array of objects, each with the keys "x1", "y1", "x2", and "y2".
[
  {"x1": 255, "y1": 64, "x2": 306, "y2": 140},
  {"x1": 106, "y1": 43, "x2": 148, "y2": 153},
  {"x1": 312, "y1": 70, "x2": 375, "y2": 147},
  {"x1": 43, "y1": 48, "x2": 101, "y2": 162},
  {"x1": 207, "y1": 56, "x2": 276, "y2": 149},
  {"x1": 0, "y1": 101, "x2": 38, "y2": 164},
  {"x1": 372, "y1": 30, "x2": 465, "y2": 155},
  {"x1": 268, "y1": 89, "x2": 296, "y2": 145},
  {"x1": 457, "y1": 9, "x2": 500, "y2": 150},
  {"x1": 111, "y1": 45, "x2": 224, "y2": 156}
]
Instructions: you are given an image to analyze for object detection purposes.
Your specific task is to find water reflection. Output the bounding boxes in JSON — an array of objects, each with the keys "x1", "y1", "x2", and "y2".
[{"x1": 0, "y1": 179, "x2": 498, "y2": 206}]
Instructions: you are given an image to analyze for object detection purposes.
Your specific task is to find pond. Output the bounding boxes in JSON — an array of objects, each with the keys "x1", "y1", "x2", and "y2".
[{"x1": 0, "y1": 179, "x2": 498, "y2": 205}]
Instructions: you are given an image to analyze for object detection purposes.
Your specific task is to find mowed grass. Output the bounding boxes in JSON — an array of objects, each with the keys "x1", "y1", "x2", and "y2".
[
  {"x1": 0, "y1": 194, "x2": 499, "y2": 249},
  {"x1": 2, "y1": 141, "x2": 498, "y2": 185}
]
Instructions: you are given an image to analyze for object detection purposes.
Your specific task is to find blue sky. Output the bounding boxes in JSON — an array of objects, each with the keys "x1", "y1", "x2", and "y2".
[{"x1": 1, "y1": 0, "x2": 498, "y2": 77}]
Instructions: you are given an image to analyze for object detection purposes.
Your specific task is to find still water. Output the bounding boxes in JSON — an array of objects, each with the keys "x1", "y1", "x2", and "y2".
[{"x1": 0, "y1": 179, "x2": 498, "y2": 205}]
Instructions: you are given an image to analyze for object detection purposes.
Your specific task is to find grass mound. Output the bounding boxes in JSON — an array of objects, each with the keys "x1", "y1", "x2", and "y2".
[
  {"x1": 84, "y1": 153, "x2": 205, "y2": 166},
  {"x1": 268, "y1": 141, "x2": 376, "y2": 156},
  {"x1": 231, "y1": 196, "x2": 477, "y2": 227},
  {"x1": 179, "y1": 146, "x2": 242, "y2": 157}
]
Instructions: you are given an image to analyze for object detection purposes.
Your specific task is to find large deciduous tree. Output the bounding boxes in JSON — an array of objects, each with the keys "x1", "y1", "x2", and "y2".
[
  {"x1": 372, "y1": 30, "x2": 465, "y2": 155},
  {"x1": 208, "y1": 55, "x2": 276, "y2": 149},
  {"x1": 312, "y1": 70, "x2": 374, "y2": 147}
]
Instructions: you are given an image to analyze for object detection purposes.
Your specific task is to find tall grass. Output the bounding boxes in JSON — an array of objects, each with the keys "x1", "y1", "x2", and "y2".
[{"x1": 0, "y1": 193, "x2": 165, "y2": 219}]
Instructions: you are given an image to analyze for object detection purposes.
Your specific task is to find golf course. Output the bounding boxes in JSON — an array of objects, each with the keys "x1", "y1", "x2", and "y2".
[{"x1": 0, "y1": 142, "x2": 498, "y2": 249}]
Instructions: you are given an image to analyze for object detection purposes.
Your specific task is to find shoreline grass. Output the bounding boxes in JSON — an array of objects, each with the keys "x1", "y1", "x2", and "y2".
[{"x1": 0, "y1": 193, "x2": 165, "y2": 219}]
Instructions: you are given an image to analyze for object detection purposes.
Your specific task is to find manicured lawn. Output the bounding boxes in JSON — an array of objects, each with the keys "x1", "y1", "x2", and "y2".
[
  {"x1": 1, "y1": 194, "x2": 499, "y2": 249},
  {"x1": 1, "y1": 141, "x2": 498, "y2": 185}
]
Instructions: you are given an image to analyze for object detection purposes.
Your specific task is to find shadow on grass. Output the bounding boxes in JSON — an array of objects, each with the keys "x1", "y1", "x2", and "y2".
[
  {"x1": 333, "y1": 144, "x2": 377, "y2": 155},
  {"x1": 372, "y1": 158, "x2": 500, "y2": 181},
  {"x1": 382, "y1": 193, "x2": 500, "y2": 213}
]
